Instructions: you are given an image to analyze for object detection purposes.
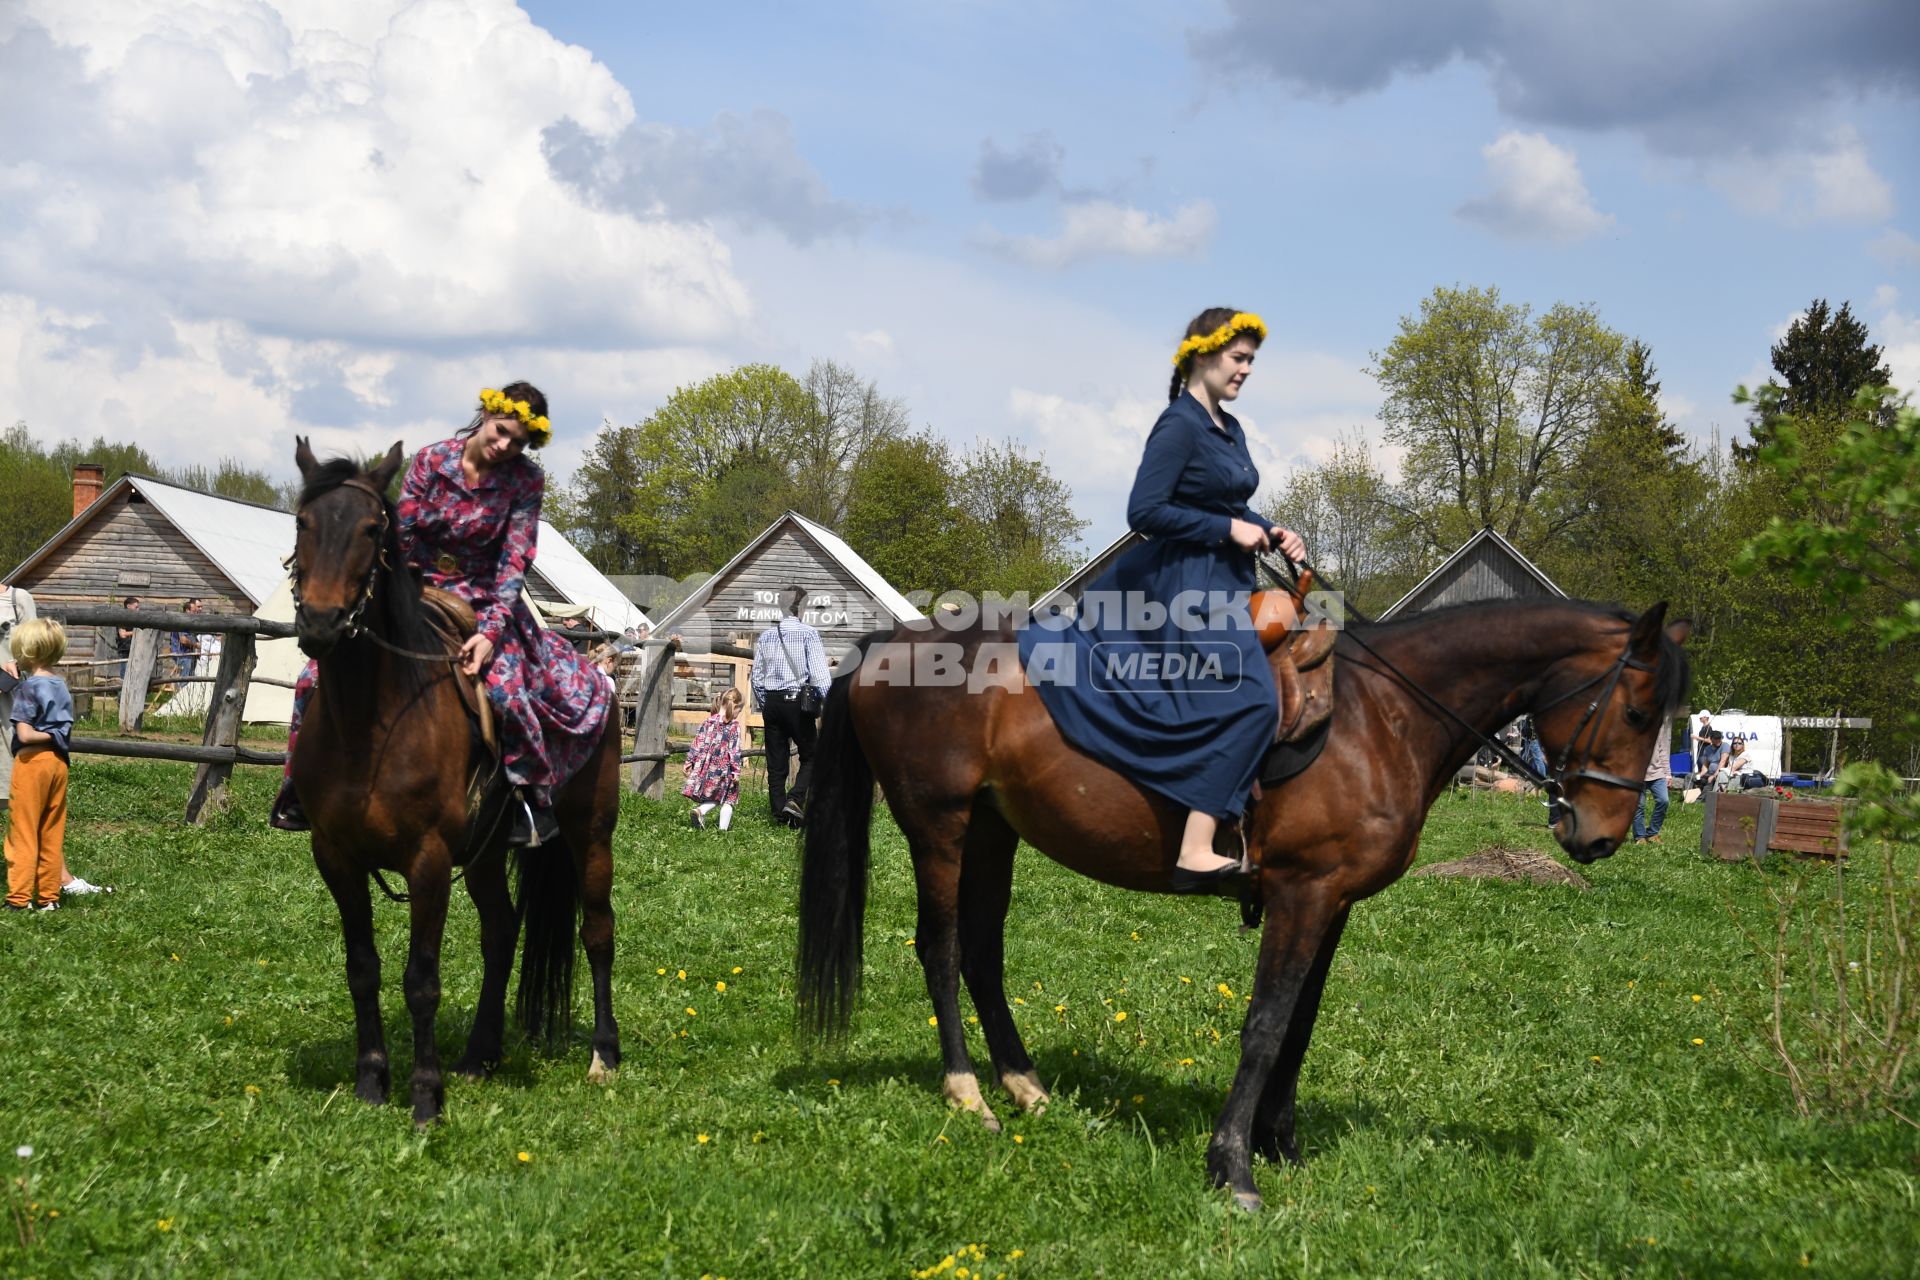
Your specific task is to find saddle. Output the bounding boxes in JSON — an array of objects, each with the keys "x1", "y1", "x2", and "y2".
[
  {"x1": 1250, "y1": 570, "x2": 1337, "y2": 745},
  {"x1": 420, "y1": 586, "x2": 498, "y2": 759}
]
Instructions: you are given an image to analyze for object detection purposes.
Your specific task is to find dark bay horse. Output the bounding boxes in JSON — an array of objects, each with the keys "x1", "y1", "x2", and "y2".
[
  {"x1": 288, "y1": 440, "x2": 623, "y2": 1125},
  {"x1": 798, "y1": 597, "x2": 1689, "y2": 1208}
]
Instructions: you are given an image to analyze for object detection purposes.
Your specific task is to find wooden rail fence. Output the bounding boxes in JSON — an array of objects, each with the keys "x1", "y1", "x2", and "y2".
[{"x1": 40, "y1": 606, "x2": 770, "y2": 820}]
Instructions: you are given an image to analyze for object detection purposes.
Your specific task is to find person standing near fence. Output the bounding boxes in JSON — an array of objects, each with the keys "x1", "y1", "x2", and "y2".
[
  {"x1": 751, "y1": 585, "x2": 830, "y2": 828},
  {"x1": 4, "y1": 619, "x2": 72, "y2": 911},
  {"x1": 0, "y1": 581, "x2": 36, "y2": 827},
  {"x1": 113, "y1": 596, "x2": 139, "y2": 684}
]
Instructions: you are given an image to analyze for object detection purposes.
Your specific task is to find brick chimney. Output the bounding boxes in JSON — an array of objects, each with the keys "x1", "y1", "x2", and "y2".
[{"x1": 72, "y1": 463, "x2": 105, "y2": 518}]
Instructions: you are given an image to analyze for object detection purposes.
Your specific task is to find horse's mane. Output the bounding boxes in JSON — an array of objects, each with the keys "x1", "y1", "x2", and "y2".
[
  {"x1": 1346, "y1": 596, "x2": 1693, "y2": 714},
  {"x1": 298, "y1": 458, "x2": 439, "y2": 664}
]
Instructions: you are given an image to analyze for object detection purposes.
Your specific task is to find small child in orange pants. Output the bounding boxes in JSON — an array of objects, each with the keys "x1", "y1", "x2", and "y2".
[{"x1": 4, "y1": 619, "x2": 74, "y2": 912}]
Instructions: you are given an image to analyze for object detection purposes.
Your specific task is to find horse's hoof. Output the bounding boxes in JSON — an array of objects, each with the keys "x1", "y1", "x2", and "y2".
[
  {"x1": 1232, "y1": 1190, "x2": 1264, "y2": 1214},
  {"x1": 999, "y1": 1070, "x2": 1050, "y2": 1115},
  {"x1": 586, "y1": 1051, "x2": 617, "y2": 1085}
]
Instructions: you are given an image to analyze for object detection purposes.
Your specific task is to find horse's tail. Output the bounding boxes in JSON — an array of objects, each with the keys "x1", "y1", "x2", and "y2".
[
  {"x1": 796, "y1": 631, "x2": 885, "y2": 1041},
  {"x1": 515, "y1": 847, "x2": 578, "y2": 1049}
]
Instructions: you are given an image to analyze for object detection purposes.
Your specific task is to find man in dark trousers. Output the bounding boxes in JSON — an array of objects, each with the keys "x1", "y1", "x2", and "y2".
[{"x1": 751, "y1": 585, "x2": 831, "y2": 828}]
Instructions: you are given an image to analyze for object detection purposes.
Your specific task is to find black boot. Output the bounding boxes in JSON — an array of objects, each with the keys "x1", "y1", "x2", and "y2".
[
  {"x1": 508, "y1": 793, "x2": 560, "y2": 848},
  {"x1": 269, "y1": 778, "x2": 310, "y2": 832}
]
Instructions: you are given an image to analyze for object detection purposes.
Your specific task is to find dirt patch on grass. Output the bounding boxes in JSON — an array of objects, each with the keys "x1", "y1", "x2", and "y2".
[{"x1": 1412, "y1": 846, "x2": 1591, "y2": 890}]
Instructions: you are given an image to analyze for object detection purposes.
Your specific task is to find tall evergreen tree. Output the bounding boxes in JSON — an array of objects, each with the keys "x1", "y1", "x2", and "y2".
[{"x1": 1740, "y1": 298, "x2": 1896, "y2": 459}]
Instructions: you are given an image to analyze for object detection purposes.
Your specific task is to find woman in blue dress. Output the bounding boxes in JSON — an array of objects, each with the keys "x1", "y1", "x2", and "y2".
[{"x1": 1019, "y1": 308, "x2": 1306, "y2": 891}]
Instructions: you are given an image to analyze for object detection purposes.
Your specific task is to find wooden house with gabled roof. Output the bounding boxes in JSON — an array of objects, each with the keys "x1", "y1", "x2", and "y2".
[{"x1": 1378, "y1": 526, "x2": 1566, "y2": 620}]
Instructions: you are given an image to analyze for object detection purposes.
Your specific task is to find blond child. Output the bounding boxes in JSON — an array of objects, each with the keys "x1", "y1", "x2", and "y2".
[
  {"x1": 5, "y1": 619, "x2": 74, "y2": 912},
  {"x1": 681, "y1": 687, "x2": 749, "y2": 831}
]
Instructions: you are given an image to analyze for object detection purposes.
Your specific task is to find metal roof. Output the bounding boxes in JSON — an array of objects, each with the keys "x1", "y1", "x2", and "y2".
[
  {"x1": 651, "y1": 510, "x2": 923, "y2": 634},
  {"x1": 532, "y1": 519, "x2": 650, "y2": 632},
  {"x1": 7, "y1": 471, "x2": 645, "y2": 626}
]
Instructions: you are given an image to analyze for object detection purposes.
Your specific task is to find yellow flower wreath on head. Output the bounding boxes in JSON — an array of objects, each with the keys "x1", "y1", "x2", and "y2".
[
  {"x1": 1171, "y1": 312, "x2": 1268, "y2": 369},
  {"x1": 478, "y1": 387, "x2": 552, "y2": 447}
]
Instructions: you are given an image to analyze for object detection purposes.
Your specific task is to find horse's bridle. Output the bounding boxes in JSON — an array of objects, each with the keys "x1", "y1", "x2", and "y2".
[
  {"x1": 1529, "y1": 646, "x2": 1656, "y2": 830},
  {"x1": 286, "y1": 478, "x2": 455, "y2": 664}
]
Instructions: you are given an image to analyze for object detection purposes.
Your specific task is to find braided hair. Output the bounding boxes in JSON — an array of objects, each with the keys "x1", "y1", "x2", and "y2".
[{"x1": 1169, "y1": 307, "x2": 1253, "y2": 403}]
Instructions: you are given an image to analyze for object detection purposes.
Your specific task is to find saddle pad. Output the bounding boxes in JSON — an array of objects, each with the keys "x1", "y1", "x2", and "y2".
[{"x1": 419, "y1": 586, "x2": 496, "y2": 757}]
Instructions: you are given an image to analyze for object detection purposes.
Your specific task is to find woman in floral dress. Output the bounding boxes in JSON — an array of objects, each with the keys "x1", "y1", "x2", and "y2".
[
  {"x1": 272, "y1": 382, "x2": 613, "y2": 847},
  {"x1": 682, "y1": 687, "x2": 748, "y2": 831}
]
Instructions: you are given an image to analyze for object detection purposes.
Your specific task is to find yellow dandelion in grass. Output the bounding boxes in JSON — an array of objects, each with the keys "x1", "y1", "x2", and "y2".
[
  {"x1": 1180, "y1": 976, "x2": 1192, "y2": 984},
  {"x1": 1217, "y1": 983, "x2": 1233, "y2": 997},
  {"x1": 1132, "y1": 1094, "x2": 1144, "y2": 1104},
  {"x1": 968, "y1": 1015, "x2": 979, "y2": 1025},
  {"x1": 906, "y1": 939, "x2": 916, "y2": 947},
  {"x1": 715, "y1": 981, "x2": 727, "y2": 992},
  {"x1": 1691, "y1": 994, "x2": 1702, "y2": 1003},
  {"x1": 1179, "y1": 1057, "x2": 1194, "y2": 1066},
  {"x1": 1130, "y1": 931, "x2": 1139, "y2": 940},
  {"x1": 1012, "y1": 1134, "x2": 1024, "y2": 1144},
  {"x1": 1113, "y1": 1011, "x2": 1128, "y2": 1022},
  {"x1": 929, "y1": 1015, "x2": 939, "y2": 1026},
  {"x1": 1591, "y1": 1056, "x2": 1603, "y2": 1063},
  {"x1": 244, "y1": 1084, "x2": 261, "y2": 1096},
  {"x1": 257, "y1": 959, "x2": 269, "y2": 967},
  {"x1": 1013, "y1": 997, "x2": 1026, "y2": 1006},
  {"x1": 935, "y1": 1135, "x2": 948, "y2": 1144},
  {"x1": 656, "y1": 967, "x2": 666, "y2": 975},
  {"x1": 686, "y1": 1007, "x2": 698, "y2": 1017},
  {"x1": 1053, "y1": 1004, "x2": 1065, "y2": 1014},
  {"x1": 827, "y1": 1078, "x2": 840, "y2": 1085},
  {"x1": 1010, "y1": 1250, "x2": 1025, "y2": 1259},
  {"x1": 677, "y1": 969, "x2": 687, "y2": 980},
  {"x1": 170, "y1": 953, "x2": 180, "y2": 962},
  {"x1": 223, "y1": 1016, "x2": 232, "y2": 1026},
  {"x1": 696, "y1": 1133, "x2": 710, "y2": 1144},
  {"x1": 732, "y1": 966, "x2": 743, "y2": 974},
  {"x1": 1033, "y1": 980, "x2": 1043, "y2": 991},
  {"x1": 517, "y1": 1151, "x2": 531, "y2": 1163},
  {"x1": 1691, "y1": 1038, "x2": 1704, "y2": 1046},
  {"x1": 157, "y1": 1218, "x2": 174, "y2": 1232}
]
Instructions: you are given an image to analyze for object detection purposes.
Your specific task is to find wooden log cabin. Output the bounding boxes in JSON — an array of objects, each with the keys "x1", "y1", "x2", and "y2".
[
  {"x1": 4, "y1": 467, "x2": 649, "y2": 708},
  {"x1": 648, "y1": 510, "x2": 923, "y2": 729}
]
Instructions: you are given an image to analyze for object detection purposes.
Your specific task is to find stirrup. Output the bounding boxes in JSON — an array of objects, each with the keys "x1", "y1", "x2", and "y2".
[
  {"x1": 507, "y1": 793, "x2": 560, "y2": 848},
  {"x1": 269, "y1": 779, "x2": 310, "y2": 832}
]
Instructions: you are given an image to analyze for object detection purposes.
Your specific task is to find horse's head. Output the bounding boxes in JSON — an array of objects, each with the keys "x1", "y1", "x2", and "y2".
[
  {"x1": 291, "y1": 438, "x2": 404, "y2": 659},
  {"x1": 1533, "y1": 601, "x2": 1692, "y2": 864}
]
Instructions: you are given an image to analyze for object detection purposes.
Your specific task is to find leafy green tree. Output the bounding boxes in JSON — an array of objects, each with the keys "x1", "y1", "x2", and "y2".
[
  {"x1": 952, "y1": 438, "x2": 1087, "y2": 596},
  {"x1": 1371, "y1": 285, "x2": 1624, "y2": 555},
  {"x1": 1740, "y1": 299, "x2": 1898, "y2": 459},
  {"x1": 788, "y1": 360, "x2": 910, "y2": 527},
  {"x1": 0, "y1": 424, "x2": 73, "y2": 577},
  {"x1": 1268, "y1": 432, "x2": 1409, "y2": 614},
  {"x1": 168, "y1": 458, "x2": 286, "y2": 508},
  {"x1": 842, "y1": 434, "x2": 983, "y2": 595}
]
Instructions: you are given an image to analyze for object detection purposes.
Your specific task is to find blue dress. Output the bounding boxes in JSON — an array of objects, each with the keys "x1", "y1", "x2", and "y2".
[{"x1": 1019, "y1": 391, "x2": 1278, "y2": 818}]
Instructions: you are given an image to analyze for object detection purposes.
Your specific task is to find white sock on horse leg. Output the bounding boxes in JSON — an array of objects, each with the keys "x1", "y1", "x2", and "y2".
[{"x1": 718, "y1": 803, "x2": 734, "y2": 830}]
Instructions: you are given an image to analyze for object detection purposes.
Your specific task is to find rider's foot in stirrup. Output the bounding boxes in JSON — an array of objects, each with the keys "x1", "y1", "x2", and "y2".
[
  {"x1": 1169, "y1": 848, "x2": 1244, "y2": 894},
  {"x1": 269, "y1": 778, "x2": 311, "y2": 832},
  {"x1": 508, "y1": 793, "x2": 561, "y2": 848}
]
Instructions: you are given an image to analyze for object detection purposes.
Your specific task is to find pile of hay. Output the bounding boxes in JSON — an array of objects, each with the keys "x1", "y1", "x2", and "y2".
[{"x1": 1411, "y1": 846, "x2": 1591, "y2": 889}]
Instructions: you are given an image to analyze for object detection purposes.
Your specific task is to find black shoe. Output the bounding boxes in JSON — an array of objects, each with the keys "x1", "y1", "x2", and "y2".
[
  {"x1": 1169, "y1": 862, "x2": 1245, "y2": 894},
  {"x1": 269, "y1": 779, "x2": 310, "y2": 832},
  {"x1": 508, "y1": 795, "x2": 561, "y2": 848},
  {"x1": 780, "y1": 799, "x2": 806, "y2": 828}
]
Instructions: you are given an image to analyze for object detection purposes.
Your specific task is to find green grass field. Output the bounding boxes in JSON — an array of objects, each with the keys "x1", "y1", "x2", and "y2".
[{"x1": 2, "y1": 761, "x2": 1914, "y2": 1278}]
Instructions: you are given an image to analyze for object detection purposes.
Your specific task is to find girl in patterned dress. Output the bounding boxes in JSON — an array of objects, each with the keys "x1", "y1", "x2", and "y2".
[
  {"x1": 272, "y1": 382, "x2": 613, "y2": 847},
  {"x1": 682, "y1": 687, "x2": 748, "y2": 831}
]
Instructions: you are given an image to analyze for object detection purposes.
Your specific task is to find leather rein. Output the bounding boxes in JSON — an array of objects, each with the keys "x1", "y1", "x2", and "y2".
[
  {"x1": 1259, "y1": 554, "x2": 1654, "y2": 831},
  {"x1": 287, "y1": 478, "x2": 463, "y2": 665}
]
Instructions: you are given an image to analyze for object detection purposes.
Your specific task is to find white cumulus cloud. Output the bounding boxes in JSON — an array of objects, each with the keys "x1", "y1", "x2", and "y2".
[
  {"x1": 980, "y1": 200, "x2": 1217, "y2": 270},
  {"x1": 1869, "y1": 230, "x2": 1920, "y2": 270},
  {"x1": 1707, "y1": 127, "x2": 1895, "y2": 225},
  {"x1": 1457, "y1": 132, "x2": 1616, "y2": 244}
]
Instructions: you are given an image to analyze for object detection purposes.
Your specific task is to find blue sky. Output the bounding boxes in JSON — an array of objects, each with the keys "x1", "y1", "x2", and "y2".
[{"x1": 3, "y1": 1, "x2": 1916, "y2": 551}]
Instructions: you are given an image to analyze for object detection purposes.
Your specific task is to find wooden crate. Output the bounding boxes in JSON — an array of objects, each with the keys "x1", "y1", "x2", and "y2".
[
  {"x1": 1700, "y1": 792, "x2": 1774, "y2": 861},
  {"x1": 1768, "y1": 798, "x2": 1849, "y2": 859}
]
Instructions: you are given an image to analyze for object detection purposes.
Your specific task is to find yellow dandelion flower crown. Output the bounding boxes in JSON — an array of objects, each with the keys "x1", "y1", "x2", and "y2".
[
  {"x1": 478, "y1": 388, "x2": 552, "y2": 448},
  {"x1": 1171, "y1": 312, "x2": 1268, "y2": 370}
]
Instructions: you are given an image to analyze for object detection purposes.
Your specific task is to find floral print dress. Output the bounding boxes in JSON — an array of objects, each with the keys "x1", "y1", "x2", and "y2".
[
  {"x1": 681, "y1": 711, "x2": 745, "y2": 806},
  {"x1": 288, "y1": 437, "x2": 613, "y2": 806}
]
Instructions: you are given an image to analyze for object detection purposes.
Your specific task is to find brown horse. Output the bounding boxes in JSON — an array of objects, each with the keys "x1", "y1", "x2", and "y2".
[
  {"x1": 288, "y1": 441, "x2": 623, "y2": 1125},
  {"x1": 798, "y1": 596, "x2": 1689, "y2": 1208}
]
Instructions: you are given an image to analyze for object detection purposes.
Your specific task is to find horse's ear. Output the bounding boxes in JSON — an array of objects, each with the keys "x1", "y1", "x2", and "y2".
[
  {"x1": 1629, "y1": 601, "x2": 1670, "y2": 662},
  {"x1": 369, "y1": 441, "x2": 404, "y2": 494},
  {"x1": 1665, "y1": 617, "x2": 1693, "y2": 646},
  {"x1": 294, "y1": 436, "x2": 318, "y2": 483}
]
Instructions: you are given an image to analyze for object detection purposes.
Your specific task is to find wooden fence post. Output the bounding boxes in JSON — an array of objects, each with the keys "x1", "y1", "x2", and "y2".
[
  {"x1": 629, "y1": 641, "x2": 677, "y2": 799},
  {"x1": 186, "y1": 633, "x2": 258, "y2": 823},
  {"x1": 118, "y1": 627, "x2": 160, "y2": 733}
]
